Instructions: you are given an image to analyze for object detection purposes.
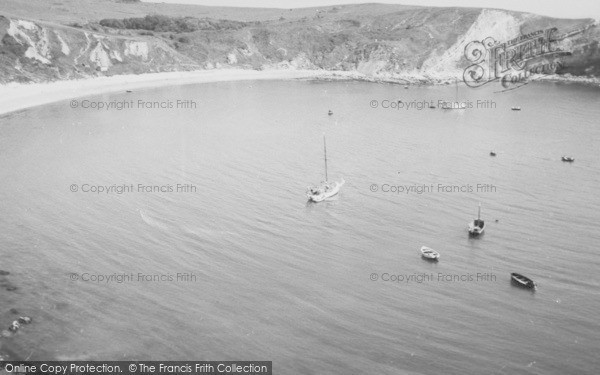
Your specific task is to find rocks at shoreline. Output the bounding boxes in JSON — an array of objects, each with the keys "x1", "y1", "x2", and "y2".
[
  {"x1": 2, "y1": 316, "x2": 32, "y2": 337},
  {"x1": 0, "y1": 270, "x2": 33, "y2": 339},
  {"x1": 304, "y1": 70, "x2": 600, "y2": 88},
  {"x1": 8, "y1": 321, "x2": 20, "y2": 332}
]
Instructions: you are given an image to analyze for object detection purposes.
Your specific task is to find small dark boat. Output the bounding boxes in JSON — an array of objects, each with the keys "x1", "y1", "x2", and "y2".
[
  {"x1": 468, "y1": 203, "x2": 485, "y2": 236},
  {"x1": 126, "y1": 90, "x2": 133, "y2": 93},
  {"x1": 328, "y1": 110, "x2": 333, "y2": 116},
  {"x1": 511, "y1": 106, "x2": 521, "y2": 111},
  {"x1": 561, "y1": 156, "x2": 574, "y2": 162},
  {"x1": 511, "y1": 273, "x2": 536, "y2": 289},
  {"x1": 429, "y1": 105, "x2": 436, "y2": 109},
  {"x1": 490, "y1": 151, "x2": 496, "y2": 157}
]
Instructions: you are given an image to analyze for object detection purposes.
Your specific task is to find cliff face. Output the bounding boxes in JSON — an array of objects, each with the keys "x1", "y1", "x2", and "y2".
[
  {"x1": 0, "y1": 3, "x2": 599, "y2": 84},
  {"x1": 0, "y1": 16, "x2": 198, "y2": 83}
]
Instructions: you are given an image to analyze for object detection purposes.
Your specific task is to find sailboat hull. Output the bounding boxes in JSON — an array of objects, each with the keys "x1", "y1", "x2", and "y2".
[
  {"x1": 468, "y1": 223, "x2": 485, "y2": 236},
  {"x1": 307, "y1": 179, "x2": 345, "y2": 202},
  {"x1": 468, "y1": 204, "x2": 485, "y2": 235},
  {"x1": 307, "y1": 135, "x2": 344, "y2": 202}
]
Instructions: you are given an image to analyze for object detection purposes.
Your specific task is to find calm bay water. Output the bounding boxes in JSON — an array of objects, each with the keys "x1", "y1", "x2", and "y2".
[{"x1": 1, "y1": 79, "x2": 599, "y2": 374}]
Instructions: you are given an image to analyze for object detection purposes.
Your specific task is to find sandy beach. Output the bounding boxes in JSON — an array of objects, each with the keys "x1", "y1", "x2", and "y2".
[
  {"x1": 1, "y1": 68, "x2": 597, "y2": 117},
  {"x1": 0, "y1": 69, "x2": 367, "y2": 117}
]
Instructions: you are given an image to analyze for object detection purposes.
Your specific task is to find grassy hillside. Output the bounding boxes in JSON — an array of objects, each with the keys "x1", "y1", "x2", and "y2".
[
  {"x1": 0, "y1": 0, "x2": 420, "y2": 23},
  {"x1": 0, "y1": 0, "x2": 598, "y2": 84}
]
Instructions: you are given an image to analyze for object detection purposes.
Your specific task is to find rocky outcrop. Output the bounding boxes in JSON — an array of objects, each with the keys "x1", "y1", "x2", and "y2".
[{"x1": 0, "y1": 15, "x2": 198, "y2": 83}]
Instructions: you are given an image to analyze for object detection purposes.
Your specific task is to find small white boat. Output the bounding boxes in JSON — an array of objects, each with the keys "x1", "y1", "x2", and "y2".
[
  {"x1": 420, "y1": 246, "x2": 440, "y2": 260},
  {"x1": 307, "y1": 135, "x2": 344, "y2": 202},
  {"x1": 468, "y1": 203, "x2": 485, "y2": 236},
  {"x1": 561, "y1": 156, "x2": 574, "y2": 162}
]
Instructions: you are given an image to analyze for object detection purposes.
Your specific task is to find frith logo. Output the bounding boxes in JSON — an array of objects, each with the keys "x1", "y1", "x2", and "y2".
[{"x1": 462, "y1": 26, "x2": 580, "y2": 91}]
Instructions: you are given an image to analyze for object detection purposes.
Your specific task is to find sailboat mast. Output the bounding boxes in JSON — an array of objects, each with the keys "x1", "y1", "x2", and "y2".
[
  {"x1": 323, "y1": 135, "x2": 328, "y2": 182},
  {"x1": 455, "y1": 78, "x2": 459, "y2": 101},
  {"x1": 477, "y1": 203, "x2": 481, "y2": 220}
]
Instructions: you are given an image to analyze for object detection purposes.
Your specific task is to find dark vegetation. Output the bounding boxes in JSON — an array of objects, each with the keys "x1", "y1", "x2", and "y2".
[{"x1": 99, "y1": 14, "x2": 248, "y2": 33}]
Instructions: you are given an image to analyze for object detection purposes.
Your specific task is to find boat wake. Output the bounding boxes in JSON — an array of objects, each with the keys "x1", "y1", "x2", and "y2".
[{"x1": 139, "y1": 209, "x2": 170, "y2": 231}]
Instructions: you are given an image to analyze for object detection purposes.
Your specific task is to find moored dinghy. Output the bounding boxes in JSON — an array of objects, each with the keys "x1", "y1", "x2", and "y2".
[
  {"x1": 511, "y1": 273, "x2": 536, "y2": 289},
  {"x1": 420, "y1": 246, "x2": 440, "y2": 260},
  {"x1": 561, "y1": 156, "x2": 574, "y2": 162}
]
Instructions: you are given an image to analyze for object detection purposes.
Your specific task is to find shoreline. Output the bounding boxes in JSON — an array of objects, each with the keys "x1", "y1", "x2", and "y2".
[
  {"x1": 1, "y1": 69, "x2": 598, "y2": 116},
  {"x1": 0, "y1": 69, "x2": 363, "y2": 117}
]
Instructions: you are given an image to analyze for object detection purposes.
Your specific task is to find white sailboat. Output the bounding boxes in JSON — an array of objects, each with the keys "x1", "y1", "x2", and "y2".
[{"x1": 306, "y1": 135, "x2": 345, "y2": 202}]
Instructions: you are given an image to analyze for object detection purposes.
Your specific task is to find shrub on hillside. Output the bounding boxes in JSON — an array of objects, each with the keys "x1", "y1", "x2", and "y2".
[
  {"x1": 99, "y1": 15, "x2": 248, "y2": 33},
  {"x1": 1, "y1": 34, "x2": 27, "y2": 56},
  {"x1": 99, "y1": 19, "x2": 125, "y2": 29}
]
